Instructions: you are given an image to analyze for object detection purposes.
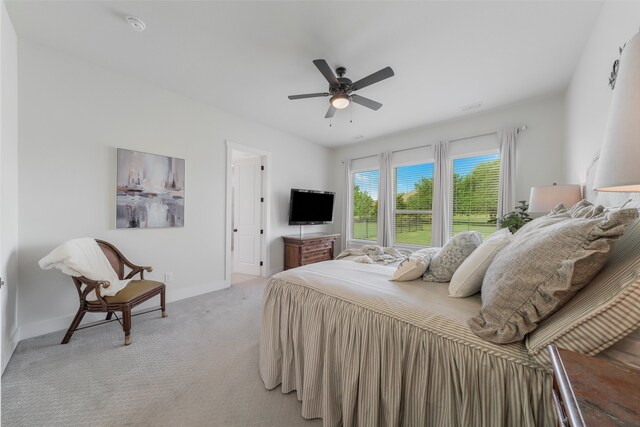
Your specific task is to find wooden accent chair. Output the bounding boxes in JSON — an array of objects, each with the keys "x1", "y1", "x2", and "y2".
[{"x1": 62, "y1": 239, "x2": 167, "y2": 346}]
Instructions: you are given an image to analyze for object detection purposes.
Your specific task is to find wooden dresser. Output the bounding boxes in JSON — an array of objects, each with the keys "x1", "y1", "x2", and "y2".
[
  {"x1": 548, "y1": 344, "x2": 640, "y2": 426},
  {"x1": 283, "y1": 233, "x2": 339, "y2": 270}
]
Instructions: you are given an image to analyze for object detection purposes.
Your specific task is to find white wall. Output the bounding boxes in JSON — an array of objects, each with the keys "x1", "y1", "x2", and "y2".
[
  {"x1": 564, "y1": 1, "x2": 640, "y2": 184},
  {"x1": 1, "y1": 0, "x2": 19, "y2": 373},
  {"x1": 17, "y1": 40, "x2": 333, "y2": 340},
  {"x1": 331, "y1": 94, "x2": 566, "y2": 249}
]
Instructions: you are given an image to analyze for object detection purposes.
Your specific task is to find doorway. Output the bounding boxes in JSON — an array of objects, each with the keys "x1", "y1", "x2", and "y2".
[{"x1": 225, "y1": 142, "x2": 270, "y2": 286}]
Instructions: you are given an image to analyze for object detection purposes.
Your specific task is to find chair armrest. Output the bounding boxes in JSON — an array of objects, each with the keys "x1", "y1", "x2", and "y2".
[
  {"x1": 77, "y1": 277, "x2": 110, "y2": 308},
  {"x1": 124, "y1": 266, "x2": 153, "y2": 280}
]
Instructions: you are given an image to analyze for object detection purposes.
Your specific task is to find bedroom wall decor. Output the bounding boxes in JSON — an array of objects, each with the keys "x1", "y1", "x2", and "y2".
[{"x1": 116, "y1": 148, "x2": 185, "y2": 228}]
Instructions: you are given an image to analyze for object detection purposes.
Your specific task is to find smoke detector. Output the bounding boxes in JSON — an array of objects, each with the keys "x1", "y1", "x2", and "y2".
[{"x1": 126, "y1": 16, "x2": 146, "y2": 32}]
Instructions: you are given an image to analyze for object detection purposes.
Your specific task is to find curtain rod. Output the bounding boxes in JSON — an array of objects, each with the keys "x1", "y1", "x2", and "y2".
[{"x1": 341, "y1": 125, "x2": 527, "y2": 164}]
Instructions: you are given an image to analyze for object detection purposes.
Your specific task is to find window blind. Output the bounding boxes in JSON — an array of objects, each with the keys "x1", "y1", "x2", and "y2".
[
  {"x1": 394, "y1": 163, "x2": 434, "y2": 246},
  {"x1": 352, "y1": 169, "x2": 379, "y2": 241},
  {"x1": 451, "y1": 153, "x2": 500, "y2": 238}
]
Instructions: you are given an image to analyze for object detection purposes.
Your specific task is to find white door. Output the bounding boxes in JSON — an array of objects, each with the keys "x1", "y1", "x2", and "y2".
[{"x1": 233, "y1": 156, "x2": 262, "y2": 275}]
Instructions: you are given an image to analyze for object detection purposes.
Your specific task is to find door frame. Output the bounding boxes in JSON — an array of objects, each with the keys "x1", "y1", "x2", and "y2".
[{"x1": 225, "y1": 140, "x2": 271, "y2": 284}]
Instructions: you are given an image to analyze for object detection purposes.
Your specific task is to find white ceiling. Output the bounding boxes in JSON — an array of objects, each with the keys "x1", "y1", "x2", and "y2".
[{"x1": 6, "y1": 1, "x2": 603, "y2": 147}]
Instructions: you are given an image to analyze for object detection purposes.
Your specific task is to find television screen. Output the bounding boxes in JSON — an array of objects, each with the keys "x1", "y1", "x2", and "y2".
[{"x1": 288, "y1": 189, "x2": 335, "y2": 225}]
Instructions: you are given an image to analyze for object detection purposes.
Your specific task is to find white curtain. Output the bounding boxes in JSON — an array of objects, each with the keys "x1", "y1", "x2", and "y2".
[
  {"x1": 341, "y1": 158, "x2": 353, "y2": 252},
  {"x1": 377, "y1": 151, "x2": 394, "y2": 247},
  {"x1": 497, "y1": 129, "x2": 517, "y2": 219},
  {"x1": 431, "y1": 141, "x2": 450, "y2": 247}
]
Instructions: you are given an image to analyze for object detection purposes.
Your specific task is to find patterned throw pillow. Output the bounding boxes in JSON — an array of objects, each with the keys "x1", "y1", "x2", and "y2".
[
  {"x1": 423, "y1": 232, "x2": 483, "y2": 283},
  {"x1": 468, "y1": 207, "x2": 639, "y2": 344}
]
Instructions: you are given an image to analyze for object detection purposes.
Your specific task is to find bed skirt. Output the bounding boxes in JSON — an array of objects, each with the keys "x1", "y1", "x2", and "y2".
[{"x1": 259, "y1": 278, "x2": 555, "y2": 427}]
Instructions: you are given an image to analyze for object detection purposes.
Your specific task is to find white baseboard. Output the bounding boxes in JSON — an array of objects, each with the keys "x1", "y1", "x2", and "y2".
[
  {"x1": 2, "y1": 327, "x2": 20, "y2": 375},
  {"x1": 17, "y1": 280, "x2": 230, "y2": 342}
]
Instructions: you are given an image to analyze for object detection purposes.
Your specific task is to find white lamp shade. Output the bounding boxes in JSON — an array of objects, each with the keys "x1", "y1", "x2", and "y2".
[
  {"x1": 594, "y1": 32, "x2": 640, "y2": 192},
  {"x1": 528, "y1": 184, "x2": 582, "y2": 213}
]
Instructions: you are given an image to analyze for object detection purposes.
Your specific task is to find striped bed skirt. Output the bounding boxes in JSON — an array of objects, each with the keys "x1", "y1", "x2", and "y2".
[{"x1": 259, "y1": 275, "x2": 555, "y2": 427}]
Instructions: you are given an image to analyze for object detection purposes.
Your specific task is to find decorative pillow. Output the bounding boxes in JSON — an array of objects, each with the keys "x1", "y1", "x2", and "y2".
[
  {"x1": 517, "y1": 200, "x2": 605, "y2": 237},
  {"x1": 468, "y1": 207, "x2": 639, "y2": 344},
  {"x1": 567, "y1": 199, "x2": 605, "y2": 219},
  {"x1": 448, "y1": 228, "x2": 513, "y2": 297},
  {"x1": 423, "y1": 232, "x2": 483, "y2": 283},
  {"x1": 391, "y1": 250, "x2": 433, "y2": 281},
  {"x1": 526, "y1": 215, "x2": 640, "y2": 366},
  {"x1": 515, "y1": 203, "x2": 567, "y2": 235}
]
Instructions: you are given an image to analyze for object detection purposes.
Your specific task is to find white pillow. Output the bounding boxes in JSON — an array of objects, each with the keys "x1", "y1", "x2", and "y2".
[
  {"x1": 448, "y1": 228, "x2": 512, "y2": 297},
  {"x1": 391, "y1": 250, "x2": 435, "y2": 281}
]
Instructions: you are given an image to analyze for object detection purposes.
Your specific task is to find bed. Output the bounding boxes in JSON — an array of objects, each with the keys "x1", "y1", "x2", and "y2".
[
  {"x1": 260, "y1": 158, "x2": 640, "y2": 426},
  {"x1": 259, "y1": 260, "x2": 554, "y2": 426}
]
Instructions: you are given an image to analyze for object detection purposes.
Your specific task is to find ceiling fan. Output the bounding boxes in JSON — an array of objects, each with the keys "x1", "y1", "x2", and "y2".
[{"x1": 288, "y1": 59, "x2": 395, "y2": 118}]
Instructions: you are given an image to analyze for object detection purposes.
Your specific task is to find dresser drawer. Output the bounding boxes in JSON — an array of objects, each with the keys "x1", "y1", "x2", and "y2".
[
  {"x1": 301, "y1": 248, "x2": 332, "y2": 263},
  {"x1": 301, "y1": 241, "x2": 333, "y2": 253}
]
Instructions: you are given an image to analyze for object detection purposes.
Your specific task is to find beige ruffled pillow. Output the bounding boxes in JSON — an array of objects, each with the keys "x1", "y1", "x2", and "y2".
[
  {"x1": 468, "y1": 206, "x2": 639, "y2": 344},
  {"x1": 515, "y1": 200, "x2": 604, "y2": 237}
]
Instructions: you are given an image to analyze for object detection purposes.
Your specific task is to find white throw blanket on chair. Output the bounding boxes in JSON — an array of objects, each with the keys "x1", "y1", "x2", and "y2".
[{"x1": 39, "y1": 238, "x2": 131, "y2": 301}]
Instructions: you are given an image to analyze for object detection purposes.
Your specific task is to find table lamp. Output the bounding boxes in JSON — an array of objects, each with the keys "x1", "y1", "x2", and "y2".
[
  {"x1": 529, "y1": 184, "x2": 583, "y2": 213},
  {"x1": 594, "y1": 32, "x2": 640, "y2": 192}
]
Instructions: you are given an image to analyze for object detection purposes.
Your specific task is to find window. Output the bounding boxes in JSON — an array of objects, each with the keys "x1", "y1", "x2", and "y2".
[
  {"x1": 352, "y1": 169, "x2": 379, "y2": 241},
  {"x1": 451, "y1": 153, "x2": 500, "y2": 238},
  {"x1": 394, "y1": 163, "x2": 434, "y2": 246}
]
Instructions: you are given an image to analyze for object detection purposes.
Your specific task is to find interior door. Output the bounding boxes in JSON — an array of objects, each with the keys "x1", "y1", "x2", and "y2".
[{"x1": 233, "y1": 156, "x2": 262, "y2": 276}]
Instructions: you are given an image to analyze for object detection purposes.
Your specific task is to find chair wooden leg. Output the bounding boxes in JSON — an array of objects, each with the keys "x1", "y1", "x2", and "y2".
[
  {"x1": 61, "y1": 307, "x2": 86, "y2": 344},
  {"x1": 105, "y1": 311, "x2": 114, "y2": 320},
  {"x1": 161, "y1": 287, "x2": 168, "y2": 318},
  {"x1": 123, "y1": 306, "x2": 132, "y2": 346}
]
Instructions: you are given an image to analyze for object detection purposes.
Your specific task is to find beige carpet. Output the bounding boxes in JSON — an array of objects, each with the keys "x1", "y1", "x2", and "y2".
[{"x1": 1, "y1": 277, "x2": 321, "y2": 426}]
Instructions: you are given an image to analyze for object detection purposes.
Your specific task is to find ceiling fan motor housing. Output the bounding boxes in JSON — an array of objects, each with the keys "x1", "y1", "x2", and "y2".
[{"x1": 332, "y1": 68, "x2": 353, "y2": 95}]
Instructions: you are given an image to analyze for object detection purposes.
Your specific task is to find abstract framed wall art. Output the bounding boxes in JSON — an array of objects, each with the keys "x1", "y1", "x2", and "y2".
[{"x1": 116, "y1": 148, "x2": 185, "y2": 228}]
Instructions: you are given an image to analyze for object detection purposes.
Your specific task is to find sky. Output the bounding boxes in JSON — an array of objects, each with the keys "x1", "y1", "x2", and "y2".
[{"x1": 354, "y1": 153, "x2": 500, "y2": 200}]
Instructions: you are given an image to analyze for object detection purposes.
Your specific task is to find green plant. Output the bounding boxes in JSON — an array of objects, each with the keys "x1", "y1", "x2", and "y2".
[{"x1": 488, "y1": 200, "x2": 532, "y2": 233}]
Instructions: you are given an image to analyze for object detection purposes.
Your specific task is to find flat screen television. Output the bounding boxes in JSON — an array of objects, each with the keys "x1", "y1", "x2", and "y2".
[{"x1": 288, "y1": 189, "x2": 335, "y2": 225}]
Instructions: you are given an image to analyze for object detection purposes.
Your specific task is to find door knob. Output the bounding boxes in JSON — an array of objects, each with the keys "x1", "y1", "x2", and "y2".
[{"x1": 233, "y1": 229, "x2": 238, "y2": 232}]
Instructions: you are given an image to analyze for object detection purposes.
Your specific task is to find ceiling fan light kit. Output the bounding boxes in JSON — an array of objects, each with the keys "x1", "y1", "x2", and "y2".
[
  {"x1": 288, "y1": 59, "x2": 394, "y2": 119},
  {"x1": 330, "y1": 94, "x2": 350, "y2": 109}
]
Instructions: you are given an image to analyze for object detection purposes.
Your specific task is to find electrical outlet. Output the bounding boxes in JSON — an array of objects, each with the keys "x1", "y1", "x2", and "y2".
[{"x1": 164, "y1": 273, "x2": 174, "y2": 282}]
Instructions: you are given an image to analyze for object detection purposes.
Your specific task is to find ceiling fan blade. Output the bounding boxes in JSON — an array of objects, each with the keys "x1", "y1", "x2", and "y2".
[
  {"x1": 351, "y1": 66, "x2": 395, "y2": 91},
  {"x1": 325, "y1": 105, "x2": 336, "y2": 118},
  {"x1": 288, "y1": 92, "x2": 330, "y2": 100},
  {"x1": 351, "y1": 94, "x2": 383, "y2": 111},
  {"x1": 313, "y1": 59, "x2": 339, "y2": 87}
]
